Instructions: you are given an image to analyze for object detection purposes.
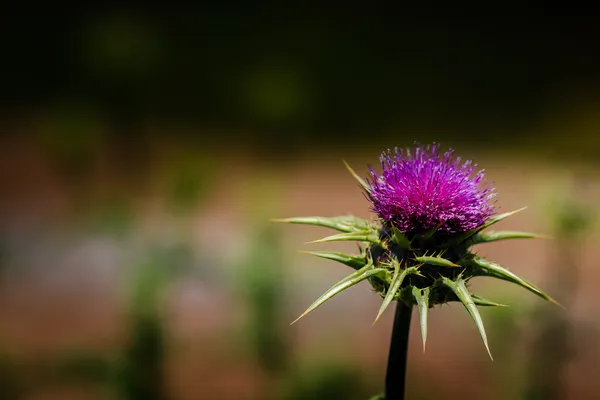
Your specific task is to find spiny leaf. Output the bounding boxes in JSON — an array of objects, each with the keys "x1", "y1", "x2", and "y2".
[
  {"x1": 483, "y1": 207, "x2": 528, "y2": 229},
  {"x1": 391, "y1": 226, "x2": 412, "y2": 249},
  {"x1": 414, "y1": 255, "x2": 459, "y2": 268},
  {"x1": 470, "y1": 230, "x2": 542, "y2": 245},
  {"x1": 373, "y1": 261, "x2": 418, "y2": 325},
  {"x1": 412, "y1": 286, "x2": 430, "y2": 352},
  {"x1": 299, "y1": 250, "x2": 367, "y2": 270},
  {"x1": 442, "y1": 277, "x2": 493, "y2": 360},
  {"x1": 470, "y1": 256, "x2": 562, "y2": 308},
  {"x1": 271, "y1": 215, "x2": 372, "y2": 233},
  {"x1": 308, "y1": 231, "x2": 380, "y2": 245},
  {"x1": 444, "y1": 207, "x2": 528, "y2": 246},
  {"x1": 343, "y1": 160, "x2": 372, "y2": 199},
  {"x1": 447, "y1": 292, "x2": 508, "y2": 307},
  {"x1": 291, "y1": 264, "x2": 386, "y2": 325},
  {"x1": 471, "y1": 294, "x2": 508, "y2": 307}
]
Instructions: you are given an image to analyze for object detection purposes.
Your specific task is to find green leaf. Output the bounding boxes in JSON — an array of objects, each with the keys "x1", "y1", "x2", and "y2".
[
  {"x1": 391, "y1": 226, "x2": 412, "y2": 249},
  {"x1": 470, "y1": 230, "x2": 541, "y2": 244},
  {"x1": 271, "y1": 215, "x2": 372, "y2": 233},
  {"x1": 469, "y1": 256, "x2": 562, "y2": 308},
  {"x1": 412, "y1": 286, "x2": 430, "y2": 352},
  {"x1": 299, "y1": 250, "x2": 367, "y2": 270},
  {"x1": 471, "y1": 294, "x2": 508, "y2": 307},
  {"x1": 308, "y1": 231, "x2": 380, "y2": 245},
  {"x1": 447, "y1": 292, "x2": 508, "y2": 307},
  {"x1": 414, "y1": 255, "x2": 459, "y2": 268},
  {"x1": 291, "y1": 263, "x2": 386, "y2": 325},
  {"x1": 343, "y1": 160, "x2": 373, "y2": 199},
  {"x1": 373, "y1": 260, "x2": 417, "y2": 324},
  {"x1": 444, "y1": 207, "x2": 528, "y2": 246},
  {"x1": 483, "y1": 207, "x2": 528, "y2": 229},
  {"x1": 442, "y1": 277, "x2": 493, "y2": 360}
]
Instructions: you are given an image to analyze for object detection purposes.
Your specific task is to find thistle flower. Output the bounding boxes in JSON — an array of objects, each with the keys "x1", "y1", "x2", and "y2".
[
  {"x1": 274, "y1": 143, "x2": 559, "y2": 362},
  {"x1": 368, "y1": 144, "x2": 496, "y2": 235}
]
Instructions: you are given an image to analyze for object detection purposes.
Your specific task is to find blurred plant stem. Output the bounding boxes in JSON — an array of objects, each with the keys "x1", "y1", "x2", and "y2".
[
  {"x1": 236, "y1": 172, "x2": 290, "y2": 399},
  {"x1": 117, "y1": 258, "x2": 169, "y2": 400},
  {"x1": 243, "y1": 218, "x2": 372, "y2": 399},
  {"x1": 243, "y1": 224, "x2": 288, "y2": 371},
  {"x1": 384, "y1": 303, "x2": 412, "y2": 400},
  {"x1": 524, "y1": 178, "x2": 594, "y2": 400},
  {"x1": 484, "y1": 296, "x2": 526, "y2": 400}
]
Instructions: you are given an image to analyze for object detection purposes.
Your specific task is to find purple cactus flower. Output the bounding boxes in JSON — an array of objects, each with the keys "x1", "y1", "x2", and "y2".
[{"x1": 367, "y1": 144, "x2": 496, "y2": 235}]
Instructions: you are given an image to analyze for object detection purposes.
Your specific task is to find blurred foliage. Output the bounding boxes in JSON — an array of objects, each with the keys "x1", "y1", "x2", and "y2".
[
  {"x1": 548, "y1": 199, "x2": 595, "y2": 239},
  {"x1": 85, "y1": 196, "x2": 135, "y2": 239},
  {"x1": 115, "y1": 313, "x2": 166, "y2": 400},
  {"x1": 284, "y1": 361, "x2": 370, "y2": 400},
  {"x1": 234, "y1": 171, "x2": 379, "y2": 398},
  {"x1": 35, "y1": 101, "x2": 104, "y2": 174},
  {"x1": 0, "y1": 241, "x2": 196, "y2": 398},
  {"x1": 524, "y1": 176, "x2": 596, "y2": 400},
  {"x1": 484, "y1": 301, "x2": 527, "y2": 400},
  {"x1": 238, "y1": 223, "x2": 288, "y2": 375},
  {"x1": 540, "y1": 174, "x2": 597, "y2": 237},
  {"x1": 165, "y1": 151, "x2": 214, "y2": 215},
  {"x1": 127, "y1": 244, "x2": 193, "y2": 312}
]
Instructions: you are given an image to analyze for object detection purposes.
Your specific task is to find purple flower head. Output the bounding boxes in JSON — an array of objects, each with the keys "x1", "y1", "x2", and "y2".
[{"x1": 367, "y1": 144, "x2": 496, "y2": 235}]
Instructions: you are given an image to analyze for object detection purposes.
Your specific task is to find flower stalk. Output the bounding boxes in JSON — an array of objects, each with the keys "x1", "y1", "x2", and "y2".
[{"x1": 385, "y1": 302, "x2": 413, "y2": 400}]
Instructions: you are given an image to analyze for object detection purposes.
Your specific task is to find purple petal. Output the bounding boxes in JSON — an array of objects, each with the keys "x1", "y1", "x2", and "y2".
[{"x1": 367, "y1": 143, "x2": 496, "y2": 235}]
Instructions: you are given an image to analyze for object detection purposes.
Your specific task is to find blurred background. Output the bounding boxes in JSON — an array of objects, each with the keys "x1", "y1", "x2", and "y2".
[{"x1": 1, "y1": 8, "x2": 600, "y2": 399}]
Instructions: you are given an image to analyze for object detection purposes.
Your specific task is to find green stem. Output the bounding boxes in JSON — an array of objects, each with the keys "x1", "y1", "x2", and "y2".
[{"x1": 385, "y1": 302, "x2": 413, "y2": 400}]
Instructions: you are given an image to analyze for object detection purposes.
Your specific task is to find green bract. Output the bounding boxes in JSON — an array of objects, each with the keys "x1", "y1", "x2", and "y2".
[{"x1": 273, "y1": 162, "x2": 560, "y2": 359}]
